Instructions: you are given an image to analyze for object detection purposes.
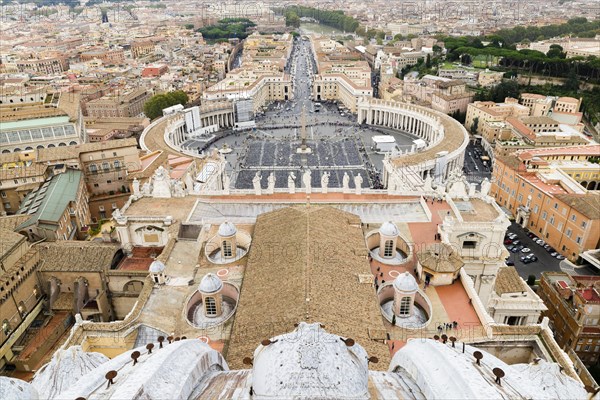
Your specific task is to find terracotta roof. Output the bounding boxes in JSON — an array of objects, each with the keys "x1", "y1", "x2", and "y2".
[
  {"x1": 554, "y1": 192, "x2": 600, "y2": 220},
  {"x1": 37, "y1": 241, "x2": 119, "y2": 272},
  {"x1": 417, "y1": 243, "x2": 463, "y2": 273},
  {"x1": 0, "y1": 229, "x2": 26, "y2": 260},
  {"x1": 495, "y1": 267, "x2": 526, "y2": 295},
  {"x1": 226, "y1": 206, "x2": 389, "y2": 370}
]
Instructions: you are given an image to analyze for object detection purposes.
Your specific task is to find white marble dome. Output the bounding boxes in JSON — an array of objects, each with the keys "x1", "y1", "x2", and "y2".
[
  {"x1": 252, "y1": 322, "x2": 370, "y2": 399},
  {"x1": 218, "y1": 221, "x2": 237, "y2": 237},
  {"x1": 149, "y1": 260, "x2": 166, "y2": 273},
  {"x1": 0, "y1": 377, "x2": 39, "y2": 400},
  {"x1": 393, "y1": 272, "x2": 418, "y2": 293},
  {"x1": 198, "y1": 273, "x2": 223, "y2": 294},
  {"x1": 379, "y1": 221, "x2": 399, "y2": 237}
]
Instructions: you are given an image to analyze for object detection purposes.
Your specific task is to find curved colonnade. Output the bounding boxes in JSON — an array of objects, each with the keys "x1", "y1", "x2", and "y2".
[{"x1": 357, "y1": 98, "x2": 469, "y2": 191}]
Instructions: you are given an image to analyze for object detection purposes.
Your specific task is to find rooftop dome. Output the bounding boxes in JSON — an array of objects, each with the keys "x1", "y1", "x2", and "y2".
[
  {"x1": 199, "y1": 273, "x2": 223, "y2": 294},
  {"x1": 252, "y1": 322, "x2": 370, "y2": 399},
  {"x1": 218, "y1": 221, "x2": 237, "y2": 237},
  {"x1": 0, "y1": 377, "x2": 39, "y2": 400},
  {"x1": 379, "y1": 221, "x2": 399, "y2": 237},
  {"x1": 149, "y1": 260, "x2": 166, "y2": 273},
  {"x1": 393, "y1": 272, "x2": 418, "y2": 293}
]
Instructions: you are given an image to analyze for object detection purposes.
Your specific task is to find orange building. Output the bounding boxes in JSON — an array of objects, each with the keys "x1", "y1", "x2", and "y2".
[{"x1": 491, "y1": 146, "x2": 600, "y2": 261}]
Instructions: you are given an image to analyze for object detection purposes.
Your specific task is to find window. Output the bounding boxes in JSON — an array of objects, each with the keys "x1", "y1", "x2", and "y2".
[
  {"x1": 549, "y1": 216, "x2": 555, "y2": 225},
  {"x1": 3, "y1": 203, "x2": 11, "y2": 209},
  {"x1": 0, "y1": 191, "x2": 5, "y2": 198},
  {"x1": 205, "y1": 297, "x2": 217, "y2": 316},
  {"x1": 576, "y1": 236, "x2": 582, "y2": 244},
  {"x1": 102, "y1": 162, "x2": 110, "y2": 172},
  {"x1": 99, "y1": 205, "x2": 105, "y2": 212},
  {"x1": 399, "y1": 296, "x2": 411, "y2": 316},
  {"x1": 566, "y1": 228, "x2": 572, "y2": 238},
  {"x1": 558, "y1": 222, "x2": 563, "y2": 230},
  {"x1": 534, "y1": 205, "x2": 539, "y2": 213},
  {"x1": 581, "y1": 221, "x2": 587, "y2": 229},
  {"x1": 463, "y1": 240, "x2": 477, "y2": 249},
  {"x1": 222, "y1": 240, "x2": 232, "y2": 257},
  {"x1": 542, "y1": 211, "x2": 547, "y2": 220},
  {"x1": 89, "y1": 164, "x2": 98, "y2": 174},
  {"x1": 384, "y1": 240, "x2": 394, "y2": 258},
  {"x1": 114, "y1": 160, "x2": 121, "y2": 170},
  {"x1": 571, "y1": 215, "x2": 577, "y2": 222},
  {"x1": 518, "y1": 194, "x2": 523, "y2": 202},
  {"x1": 111, "y1": 203, "x2": 117, "y2": 209},
  {"x1": 554, "y1": 203, "x2": 558, "y2": 209}
]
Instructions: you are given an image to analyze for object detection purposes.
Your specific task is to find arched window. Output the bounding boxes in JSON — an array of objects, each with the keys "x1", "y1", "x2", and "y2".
[
  {"x1": 205, "y1": 297, "x2": 217, "y2": 316},
  {"x1": 102, "y1": 162, "x2": 110, "y2": 172},
  {"x1": 114, "y1": 160, "x2": 121, "y2": 170},
  {"x1": 384, "y1": 240, "x2": 394, "y2": 258},
  {"x1": 89, "y1": 164, "x2": 98, "y2": 174},
  {"x1": 399, "y1": 296, "x2": 411, "y2": 316},
  {"x1": 222, "y1": 240, "x2": 232, "y2": 258}
]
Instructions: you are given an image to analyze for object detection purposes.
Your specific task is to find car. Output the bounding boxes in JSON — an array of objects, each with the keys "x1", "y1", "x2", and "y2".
[
  {"x1": 511, "y1": 246, "x2": 522, "y2": 253},
  {"x1": 535, "y1": 239, "x2": 545, "y2": 246},
  {"x1": 506, "y1": 245, "x2": 515, "y2": 251},
  {"x1": 550, "y1": 252, "x2": 558, "y2": 257},
  {"x1": 543, "y1": 244, "x2": 552, "y2": 251},
  {"x1": 520, "y1": 254, "x2": 536, "y2": 263},
  {"x1": 556, "y1": 255, "x2": 565, "y2": 260},
  {"x1": 507, "y1": 233, "x2": 518, "y2": 240},
  {"x1": 527, "y1": 232, "x2": 537, "y2": 238},
  {"x1": 521, "y1": 247, "x2": 531, "y2": 253},
  {"x1": 504, "y1": 238, "x2": 513, "y2": 245},
  {"x1": 546, "y1": 247, "x2": 556, "y2": 254},
  {"x1": 512, "y1": 240, "x2": 521, "y2": 246},
  {"x1": 506, "y1": 260, "x2": 515, "y2": 266}
]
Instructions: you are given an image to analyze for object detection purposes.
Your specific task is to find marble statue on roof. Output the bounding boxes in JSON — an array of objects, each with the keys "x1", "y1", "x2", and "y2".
[
  {"x1": 152, "y1": 166, "x2": 172, "y2": 198},
  {"x1": 321, "y1": 171, "x2": 330, "y2": 194},
  {"x1": 354, "y1": 173, "x2": 363, "y2": 195},
  {"x1": 253, "y1": 172, "x2": 262, "y2": 195},
  {"x1": 267, "y1": 172, "x2": 276, "y2": 194},
  {"x1": 302, "y1": 169, "x2": 312, "y2": 194},
  {"x1": 342, "y1": 172, "x2": 350, "y2": 193}
]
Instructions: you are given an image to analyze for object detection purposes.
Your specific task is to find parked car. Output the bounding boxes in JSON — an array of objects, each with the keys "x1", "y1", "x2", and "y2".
[
  {"x1": 543, "y1": 244, "x2": 552, "y2": 251},
  {"x1": 547, "y1": 247, "x2": 556, "y2": 253},
  {"x1": 504, "y1": 238, "x2": 513, "y2": 245},
  {"x1": 535, "y1": 239, "x2": 545, "y2": 246},
  {"x1": 506, "y1": 260, "x2": 515, "y2": 266},
  {"x1": 506, "y1": 245, "x2": 515, "y2": 251},
  {"x1": 511, "y1": 247, "x2": 520, "y2": 253},
  {"x1": 527, "y1": 232, "x2": 536, "y2": 238},
  {"x1": 512, "y1": 240, "x2": 521, "y2": 246},
  {"x1": 550, "y1": 252, "x2": 558, "y2": 257},
  {"x1": 555, "y1": 254, "x2": 565, "y2": 260},
  {"x1": 521, "y1": 254, "x2": 538, "y2": 264},
  {"x1": 507, "y1": 233, "x2": 518, "y2": 240},
  {"x1": 521, "y1": 247, "x2": 531, "y2": 253}
]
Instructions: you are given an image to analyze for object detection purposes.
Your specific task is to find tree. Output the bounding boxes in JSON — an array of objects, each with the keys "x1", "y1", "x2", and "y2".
[
  {"x1": 470, "y1": 117, "x2": 479, "y2": 135},
  {"x1": 563, "y1": 68, "x2": 579, "y2": 92},
  {"x1": 547, "y1": 44, "x2": 566, "y2": 59},
  {"x1": 527, "y1": 275, "x2": 536, "y2": 286},
  {"x1": 432, "y1": 45, "x2": 442, "y2": 54},
  {"x1": 425, "y1": 54, "x2": 432, "y2": 69},
  {"x1": 143, "y1": 91, "x2": 189, "y2": 120}
]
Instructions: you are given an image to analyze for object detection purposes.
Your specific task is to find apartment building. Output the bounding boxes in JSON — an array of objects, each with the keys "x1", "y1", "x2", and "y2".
[
  {"x1": 0, "y1": 139, "x2": 141, "y2": 221},
  {"x1": 491, "y1": 147, "x2": 600, "y2": 261},
  {"x1": 80, "y1": 49, "x2": 125, "y2": 65},
  {"x1": 403, "y1": 75, "x2": 474, "y2": 114},
  {"x1": 311, "y1": 37, "x2": 373, "y2": 112},
  {"x1": 14, "y1": 58, "x2": 66, "y2": 75},
  {"x1": 86, "y1": 88, "x2": 151, "y2": 118},
  {"x1": 538, "y1": 272, "x2": 600, "y2": 368}
]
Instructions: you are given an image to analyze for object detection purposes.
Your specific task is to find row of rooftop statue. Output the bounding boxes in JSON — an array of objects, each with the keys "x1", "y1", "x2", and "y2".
[
  {"x1": 252, "y1": 170, "x2": 364, "y2": 195},
  {"x1": 128, "y1": 164, "x2": 493, "y2": 199}
]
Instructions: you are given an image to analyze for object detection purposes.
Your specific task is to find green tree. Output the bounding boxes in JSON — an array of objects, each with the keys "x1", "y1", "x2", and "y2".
[
  {"x1": 143, "y1": 91, "x2": 189, "y2": 120},
  {"x1": 470, "y1": 117, "x2": 479, "y2": 135},
  {"x1": 425, "y1": 54, "x2": 432, "y2": 69},
  {"x1": 563, "y1": 68, "x2": 579, "y2": 92}
]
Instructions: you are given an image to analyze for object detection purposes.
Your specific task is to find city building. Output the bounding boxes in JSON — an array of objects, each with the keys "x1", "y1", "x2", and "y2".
[
  {"x1": 15, "y1": 169, "x2": 91, "y2": 241},
  {"x1": 492, "y1": 146, "x2": 600, "y2": 261},
  {"x1": 0, "y1": 93, "x2": 87, "y2": 154},
  {"x1": 538, "y1": 272, "x2": 600, "y2": 375},
  {"x1": 86, "y1": 88, "x2": 151, "y2": 119}
]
